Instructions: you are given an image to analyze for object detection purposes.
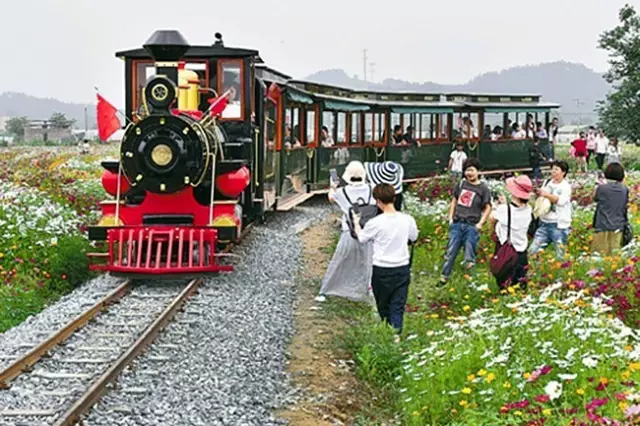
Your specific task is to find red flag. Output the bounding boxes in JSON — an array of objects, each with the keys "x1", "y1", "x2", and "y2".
[
  {"x1": 96, "y1": 93, "x2": 122, "y2": 142},
  {"x1": 266, "y1": 83, "x2": 281, "y2": 102},
  {"x1": 207, "y1": 91, "x2": 229, "y2": 117}
]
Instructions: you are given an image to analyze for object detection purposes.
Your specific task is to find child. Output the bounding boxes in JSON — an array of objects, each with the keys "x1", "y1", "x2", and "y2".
[
  {"x1": 352, "y1": 183, "x2": 419, "y2": 337},
  {"x1": 448, "y1": 142, "x2": 467, "y2": 186},
  {"x1": 489, "y1": 175, "x2": 533, "y2": 289}
]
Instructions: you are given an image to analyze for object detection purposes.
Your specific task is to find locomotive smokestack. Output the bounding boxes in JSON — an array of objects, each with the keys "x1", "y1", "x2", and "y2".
[{"x1": 143, "y1": 30, "x2": 190, "y2": 85}]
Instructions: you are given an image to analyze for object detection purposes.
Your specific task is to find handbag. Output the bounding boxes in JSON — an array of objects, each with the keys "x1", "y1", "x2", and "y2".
[{"x1": 490, "y1": 205, "x2": 519, "y2": 278}]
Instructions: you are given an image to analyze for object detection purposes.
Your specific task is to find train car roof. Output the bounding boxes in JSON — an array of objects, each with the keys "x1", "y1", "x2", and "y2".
[{"x1": 115, "y1": 45, "x2": 262, "y2": 61}]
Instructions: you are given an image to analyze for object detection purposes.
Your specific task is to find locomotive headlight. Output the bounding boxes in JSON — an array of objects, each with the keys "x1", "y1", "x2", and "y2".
[{"x1": 150, "y1": 144, "x2": 173, "y2": 167}]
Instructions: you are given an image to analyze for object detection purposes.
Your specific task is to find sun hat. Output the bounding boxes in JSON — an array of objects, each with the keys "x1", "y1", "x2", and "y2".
[
  {"x1": 341, "y1": 161, "x2": 367, "y2": 185},
  {"x1": 505, "y1": 175, "x2": 533, "y2": 200},
  {"x1": 364, "y1": 161, "x2": 404, "y2": 194}
]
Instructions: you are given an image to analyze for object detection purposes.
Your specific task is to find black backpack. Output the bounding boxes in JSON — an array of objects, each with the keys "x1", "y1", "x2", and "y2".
[{"x1": 344, "y1": 186, "x2": 380, "y2": 239}]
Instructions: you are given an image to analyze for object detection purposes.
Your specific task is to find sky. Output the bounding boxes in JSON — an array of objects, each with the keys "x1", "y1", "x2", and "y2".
[{"x1": 0, "y1": 0, "x2": 636, "y2": 107}]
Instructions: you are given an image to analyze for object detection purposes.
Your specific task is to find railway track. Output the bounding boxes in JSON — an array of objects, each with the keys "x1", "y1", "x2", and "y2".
[{"x1": 0, "y1": 278, "x2": 203, "y2": 425}]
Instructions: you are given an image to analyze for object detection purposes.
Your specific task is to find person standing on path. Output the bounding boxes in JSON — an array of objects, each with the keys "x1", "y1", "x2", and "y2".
[
  {"x1": 351, "y1": 183, "x2": 419, "y2": 337},
  {"x1": 528, "y1": 161, "x2": 573, "y2": 259},
  {"x1": 364, "y1": 161, "x2": 405, "y2": 211},
  {"x1": 438, "y1": 158, "x2": 492, "y2": 286},
  {"x1": 315, "y1": 161, "x2": 376, "y2": 303},
  {"x1": 595, "y1": 130, "x2": 609, "y2": 170},
  {"x1": 447, "y1": 142, "x2": 468, "y2": 187}
]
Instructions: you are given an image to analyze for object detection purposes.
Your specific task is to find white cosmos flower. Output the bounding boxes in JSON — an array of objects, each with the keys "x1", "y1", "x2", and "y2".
[
  {"x1": 582, "y1": 356, "x2": 598, "y2": 368},
  {"x1": 545, "y1": 380, "x2": 563, "y2": 400},
  {"x1": 558, "y1": 374, "x2": 577, "y2": 381}
]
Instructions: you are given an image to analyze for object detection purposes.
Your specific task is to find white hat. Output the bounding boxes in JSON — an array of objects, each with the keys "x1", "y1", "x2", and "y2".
[
  {"x1": 342, "y1": 161, "x2": 366, "y2": 185},
  {"x1": 365, "y1": 161, "x2": 404, "y2": 194}
]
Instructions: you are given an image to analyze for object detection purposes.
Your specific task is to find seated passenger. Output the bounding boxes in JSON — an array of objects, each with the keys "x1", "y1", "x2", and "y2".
[
  {"x1": 321, "y1": 126, "x2": 335, "y2": 147},
  {"x1": 482, "y1": 125, "x2": 492, "y2": 140},
  {"x1": 511, "y1": 123, "x2": 526, "y2": 139},
  {"x1": 491, "y1": 126, "x2": 503, "y2": 141},
  {"x1": 284, "y1": 125, "x2": 301, "y2": 149},
  {"x1": 402, "y1": 126, "x2": 420, "y2": 147},
  {"x1": 221, "y1": 84, "x2": 242, "y2": 119},
  {"x1": 536, "y1": 122, "x2": 548, "y2": 139},
  {"x1": 391, "y1": 125, "x2": 404, "y2": 145}
]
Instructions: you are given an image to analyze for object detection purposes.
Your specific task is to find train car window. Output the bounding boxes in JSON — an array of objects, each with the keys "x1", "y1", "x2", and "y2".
[
  {"x1": 265, "y1": 101, "x2": 276, "y2": 151},
  {"x1": 132, "y1": 61, "x2": 154, "y2": 116},
  {"x1": 218, "y1": 60, "x2": 243, "y2": 120},
  {"x1": 337, "y1": 113, "x2": 346, "y2": 143},
  {"x1": 351, "y1": 113, "x2": 361, "y2": 145},
  {"x1": 364, "y1": 113, "x2": 374, "y2": 143},
  {"x1": 322, "y1": 111, "x2": 334, "y2": 144},
  {"x1": 377, "y1": 113, "x2": 386, "y2": 142},
  {"x1": 391, "y1": 113, "x2": 400, "y2": 130},
  {"x1": 306, "y1": 110, "x2": 316, "y2": 146}
]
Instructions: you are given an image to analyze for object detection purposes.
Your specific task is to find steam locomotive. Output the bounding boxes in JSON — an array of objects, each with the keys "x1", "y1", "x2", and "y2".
[{"x1": 88, "y1": 30, "x2": 259, "y2": 277}]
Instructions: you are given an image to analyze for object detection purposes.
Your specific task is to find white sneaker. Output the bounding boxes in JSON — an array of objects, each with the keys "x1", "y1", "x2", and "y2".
[{"x1": 314, "y1": 295, "x2": 326, "y2": 303}]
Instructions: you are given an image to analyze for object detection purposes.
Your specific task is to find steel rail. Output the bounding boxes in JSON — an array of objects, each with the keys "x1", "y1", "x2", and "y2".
[
  {"x1": 53, "y1": 278, "x2": 203, "y2": 426},
  {"x1": 0, "y1": 280, "x2": 133, "y2": 389}
]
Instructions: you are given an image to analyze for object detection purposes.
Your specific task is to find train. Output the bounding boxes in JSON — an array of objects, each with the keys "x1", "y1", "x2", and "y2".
[{"x1": 86, "y1": 29, "x2": 561, "y2": 278}]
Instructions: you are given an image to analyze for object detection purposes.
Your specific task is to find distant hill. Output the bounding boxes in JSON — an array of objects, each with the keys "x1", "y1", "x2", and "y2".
[
  {"x1": 0, "y1": 92, "x2": 96, "y2": 129},
  {"x1": 305, "y1": 61, "x2": 610, "y2": 125}
]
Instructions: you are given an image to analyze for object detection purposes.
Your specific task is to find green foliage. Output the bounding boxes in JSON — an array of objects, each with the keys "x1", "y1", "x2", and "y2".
[
  {"x1": 5, "y1": 116, "x2": 28, "y2": 140},
  {"x1": 49, "y1": 112, "x2": 76, "y2": 129},
  {"x1": 597, "y1": 4, "x2": 640, "y2": 143}
]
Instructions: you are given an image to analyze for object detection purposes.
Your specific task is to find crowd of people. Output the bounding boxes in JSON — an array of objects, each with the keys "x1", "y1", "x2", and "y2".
[{"x1": 316, "y1": 148, "x2": 632, "y2": 339}]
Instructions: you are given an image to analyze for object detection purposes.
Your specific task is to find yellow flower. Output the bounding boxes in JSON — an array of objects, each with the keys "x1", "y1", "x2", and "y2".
[
  {"x1": 462, "y1": 387, "x2": 472, "y2": 394},
  {"x1": 459, "y1": 400, "x2": 468, "y2": 407},
  {"x1": 523, "y1": 372, "x2": 531, "y2": 380},
  {"x1": 625, "y1": 345, "x2": 633, "y2": 352},
  {"x1": 430, "y1": 314, "x2": 439, "y2": 319},
  {"x1": 463, "y1": 305, "x2": 471, "y2": 312},
  {"x1": 576, "y1": 388, "x2": 585, "y2": 395},
  {"x1": 477, "y1": 369, "x2": 487, "y2": 377},
  {"x1": 543, "y1": 408, "x2": 552, "y2": 416},
  {"x1": 412, "y1": 411, "x2": 420, "y2": 416},
  {"x1": 503, "y1": 381, "x2": 512, "y2": 389},
  {"x1": 467, "y1": 374, "x2": 476, "y2": 382},
  {"x1": 630, "y1": 362, "x2": 640, "y2": 372},
  {"x1": 619, "y1": 402, "x2": 629, "y2": 411},
  {"x1": 599, "y1": 377, "x2": 609, "y2": 385},
  {"x1": 514, "y1": 410, "x2": 523, "y2": 416},
  {"x1": 485, "y1": 373, "x2": 495, "y2": 383},
  {"x1": 622, "y1": 371, "x2": 631, "y2": 380}
]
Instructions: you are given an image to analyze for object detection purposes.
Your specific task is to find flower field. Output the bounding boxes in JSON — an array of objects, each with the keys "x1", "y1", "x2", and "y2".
[
  {"x1": 344, "y1": 171, "x2": 640, "y2": 425},
  {"x1": 0, "y1": 145, "x2": 117, "y2": 332}
]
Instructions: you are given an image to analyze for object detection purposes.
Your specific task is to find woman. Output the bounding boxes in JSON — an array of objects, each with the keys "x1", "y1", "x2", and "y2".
[
  {"x1": 489, "y1": 175, "x2": 533, "y2": 289},
  {"x1": 364, "y1": 161, "x2": 404, "y2": 210},
  {"x1": 315, "y1": 161, "x2": 376, "y2": 303},
  {"x1": 571, "y1": 132, "x2": 587, "y2": 173},
  {"x1": 592, "y1": 163, "x2": 629, "y2": 254}
]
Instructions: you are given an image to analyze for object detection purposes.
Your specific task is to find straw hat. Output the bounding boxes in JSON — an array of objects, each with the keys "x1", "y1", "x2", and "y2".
[
  {"x1": 506, "y1": 175, "x2": 533, "y2": 200},
  {"x1": 341, "y1": 161, "x2": 367, "y2": 185},
  {"x1": 364, "y1": 161, "x2": 404, "y2": 194}
]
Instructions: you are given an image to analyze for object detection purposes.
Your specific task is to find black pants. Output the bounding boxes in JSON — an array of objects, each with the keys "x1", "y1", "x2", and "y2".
[
  {"x1": 596, "y1": 153, "x2": 606, "y2": 170},
  {"x1": 494, "y1": 244, "x2": 529, "y2": 289},
  {"x1": 394, "y1": 192, "x2": 403, "y2": 211},
  {"x1": 587, "y1": 149, "x2": 595, "y2": 165},
  {"x1": 371, "y1": 265, "x2": 410, "y2": 333}
]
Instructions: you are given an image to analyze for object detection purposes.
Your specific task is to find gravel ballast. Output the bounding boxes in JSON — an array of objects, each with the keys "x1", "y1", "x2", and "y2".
[{"x1": 84, "y1": 201, "x2": 333, "y2": 425}]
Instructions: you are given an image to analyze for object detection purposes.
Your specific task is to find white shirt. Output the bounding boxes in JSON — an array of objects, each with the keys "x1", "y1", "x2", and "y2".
[
  {"x1": 512, "y1": 129, "x2": 526, "y2": 139},
  {"x1": 540, "y1": 179, "x2": 572, "y2": 229},
  {"x1": 450, "y1": 150, "x2": 468, "y2": 173},
  {"x1": 595, "y1": 136, "x2": 609, "y2": 154},
  {"x1": 357, "y1": 212, "x2": 419, "y2": 268},
  {"x1": 331, "y1": 184, "x2": 376, "y2": 232},
  {"x1": 492, "y1": 204, "x2": 532, "y2": 252}
]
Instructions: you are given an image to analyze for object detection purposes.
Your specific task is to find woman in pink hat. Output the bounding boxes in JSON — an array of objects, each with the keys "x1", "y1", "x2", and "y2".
[{"x1": 489, "y1": 175, "x2": 534, "y2": 289}]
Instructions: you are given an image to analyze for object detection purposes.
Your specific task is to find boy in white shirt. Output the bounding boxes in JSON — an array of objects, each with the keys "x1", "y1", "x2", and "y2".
[
  {"x1": 528, "y1": 160, "x2": 572, "y2": 259},
  {"x1": 448, "y1": 142, "x2": 467, "y2": 185},
  {"x1": 352, "y1": 184, "x2": 419, "y2": 336}
]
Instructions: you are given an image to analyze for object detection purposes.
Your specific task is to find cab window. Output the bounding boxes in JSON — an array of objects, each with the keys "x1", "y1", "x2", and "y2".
[{"x1": 218, "y1": 60, "x2": 243, "y2": 120}]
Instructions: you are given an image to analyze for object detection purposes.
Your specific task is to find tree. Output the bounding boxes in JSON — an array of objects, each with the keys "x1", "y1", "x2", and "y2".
[
  {"x1": 5, "y1": 116, "x2": 28, "y2": 140},
  {"x1": 49, "y1": 112, "x2": 76, "y2": 129},
  {"x1": 596, "y1": 4, "x2": 640, "y2": 144}
]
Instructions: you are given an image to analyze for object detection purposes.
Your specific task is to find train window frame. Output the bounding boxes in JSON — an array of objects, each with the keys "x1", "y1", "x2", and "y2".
[
  {"x1": 216, "y1": 59, "x2": 245, "y2": 122},
  {"x1": 336, "y1": 112, "x2": 347, "y2": 144},
  {"x1": 306, "y1": 107, "x2": 318, "y2": 147},
  {"x1": 350, "y1": 113, "x2": 362, "y2": 145}
]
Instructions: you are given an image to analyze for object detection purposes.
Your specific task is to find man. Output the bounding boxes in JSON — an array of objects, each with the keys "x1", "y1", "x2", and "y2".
[
  {"x1": 529, "y1": 136, "x2": 546, "y2": 181},
  {"x1": 352, "y1": 183, "x2": 419, "y2": 338},
  {"x1": 529, "y1": 160, "x2": 572, "y2": 259},
  {"x1": 439, "y1": 158, "x2": 491, "y2": 286},
  {"x1": 547, "y1": 117, "x2": 559, "y2": 159},
  {"x1": 448, "y1": 142, "x2": 467, "y2": 185},
  {"x1": 595, "y1": 129, "x2": 609, "y2": 170}
]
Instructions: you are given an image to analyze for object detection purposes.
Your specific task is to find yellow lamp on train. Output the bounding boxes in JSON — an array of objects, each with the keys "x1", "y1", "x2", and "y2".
[{"x1": 177, "y1": 65, "x2": 200, "y2": 111}]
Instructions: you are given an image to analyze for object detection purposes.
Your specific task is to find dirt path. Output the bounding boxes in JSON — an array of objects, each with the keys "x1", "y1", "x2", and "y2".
[{"x1": 277, "y1": 217, "x2": 365, "y2": 425}]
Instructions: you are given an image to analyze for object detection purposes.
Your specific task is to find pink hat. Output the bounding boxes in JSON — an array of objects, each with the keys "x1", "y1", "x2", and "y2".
[{"x1": 506, "y1": 175, "x2": 533, "y2": 200}]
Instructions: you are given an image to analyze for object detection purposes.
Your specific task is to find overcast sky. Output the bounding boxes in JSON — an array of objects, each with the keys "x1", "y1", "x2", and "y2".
[{"x1": 0, "y1": 0, "x2": 635, "y2": 106}]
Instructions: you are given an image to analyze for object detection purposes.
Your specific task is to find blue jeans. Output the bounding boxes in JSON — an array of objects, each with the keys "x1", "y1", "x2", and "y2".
[
  {"x1": 532, "y1": 165, "x2": 542, "y2": 181},
  {"x1": 529, "y1": 222, "x2": 570, "y2": 259},
  {"x1": 441, "y1": 222, "x2": 480, "y2": 280}
]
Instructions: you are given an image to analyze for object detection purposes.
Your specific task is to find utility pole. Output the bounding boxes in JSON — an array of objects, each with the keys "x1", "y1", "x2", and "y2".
[
  {"x1": 363, "y1": 48, "x2": 368, "y2": 82},
  {"x1": 572, "y1": 98, "x2": 585, "y2": 125},
  {"x1": 369, "y1": 62, "x2": 376, "y2": 83},
  {"x1": 84, "y1": 107, "x2": 88, "y2": 133}
]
